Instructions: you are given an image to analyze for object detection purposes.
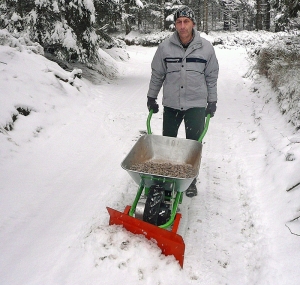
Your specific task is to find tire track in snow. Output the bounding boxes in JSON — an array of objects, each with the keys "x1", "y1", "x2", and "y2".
[
  {"x1": 182, "y1": 128, "x2": 266, "y2": 284},
  {"x1": 181, "y1": 47, "x2": 269, "y2": 284}
]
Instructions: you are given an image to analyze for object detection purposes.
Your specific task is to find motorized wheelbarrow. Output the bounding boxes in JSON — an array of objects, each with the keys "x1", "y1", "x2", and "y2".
[{"x1": 107, "y1": 111, "x2": 210, "y2": 267}]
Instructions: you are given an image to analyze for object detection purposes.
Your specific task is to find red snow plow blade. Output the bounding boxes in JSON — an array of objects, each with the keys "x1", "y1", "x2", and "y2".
[{"x1": 107, "y1": 206, "x2": 185, "y2": 267}]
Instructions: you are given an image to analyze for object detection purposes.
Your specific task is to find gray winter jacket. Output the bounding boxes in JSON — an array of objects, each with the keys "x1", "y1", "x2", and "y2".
[{"x1": 147, "y1": 29, "x2": 219, "y2": 110}]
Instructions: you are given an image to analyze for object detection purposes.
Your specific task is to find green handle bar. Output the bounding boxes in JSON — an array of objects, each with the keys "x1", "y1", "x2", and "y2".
[
  {"x1": 146, "y1": 110, "x2": 210, "y2": 142},
  {"x1": 147, "y1": 109, "x2": 153, "y2": 134}
]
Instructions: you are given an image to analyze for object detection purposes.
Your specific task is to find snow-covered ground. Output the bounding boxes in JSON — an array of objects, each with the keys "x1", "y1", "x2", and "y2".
[{"x1": 1, "y1": 30, "x2": 300, "y2": 284}]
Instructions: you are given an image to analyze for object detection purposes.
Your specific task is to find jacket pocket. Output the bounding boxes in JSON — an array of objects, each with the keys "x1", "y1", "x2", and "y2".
[
  {"x1": 186, "y1": 67, "x2": 208, "y2": 102},
  {"x1": 186, "y1": 57, "x2": 206, "y2": 73},
  {"x1": 164, "y1": 58, "x2": 182, "y2": 73},
  {"x1": 164, "y1": 58, "x2": 181, "y2": 87}
]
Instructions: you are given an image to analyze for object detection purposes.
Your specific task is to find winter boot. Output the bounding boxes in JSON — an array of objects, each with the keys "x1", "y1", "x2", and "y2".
[{"x1": 185, "y1": 178, "x2": 197, "y2": 197}]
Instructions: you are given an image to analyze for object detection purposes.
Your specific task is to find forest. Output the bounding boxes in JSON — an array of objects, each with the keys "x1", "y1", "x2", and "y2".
[{"x1": 1, "y1": 0, "x2": 300, "y2": 64}]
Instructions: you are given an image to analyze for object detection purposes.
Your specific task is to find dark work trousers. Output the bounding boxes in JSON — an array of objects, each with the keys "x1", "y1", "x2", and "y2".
[{"x1": 163, "y1": 106, "x2": 206, "y2": 141}]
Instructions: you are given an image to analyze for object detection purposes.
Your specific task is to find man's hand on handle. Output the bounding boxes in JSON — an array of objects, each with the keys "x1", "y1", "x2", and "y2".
[
  {"x1": 147, "y1": 97, "x2": 159, "y2": 113},
  {"x1": 205, "y1": 101, "x2": 217, "y2": 117}
]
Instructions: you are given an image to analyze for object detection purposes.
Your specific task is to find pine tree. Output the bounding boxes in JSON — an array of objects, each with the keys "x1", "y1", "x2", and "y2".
[
  {"x1": 63, "y1": 0, "x2": 99, "y2": 62},
  {"x1": 1, "y1": 0, "x2": 104, "y2": 63},
  {"x1": 273, "y1": 0, "x2": 300, "y2": 30}
]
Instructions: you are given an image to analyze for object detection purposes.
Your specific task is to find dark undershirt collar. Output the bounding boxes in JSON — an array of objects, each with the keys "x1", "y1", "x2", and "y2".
[{"x1": 178, "y1": 30, "x2": 195, "y2": 50}]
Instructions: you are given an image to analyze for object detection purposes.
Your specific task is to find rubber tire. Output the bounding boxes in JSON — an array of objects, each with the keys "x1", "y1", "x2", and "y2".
[{"x1": 143, "y1": 185, "x2": 164, "y2": 225}]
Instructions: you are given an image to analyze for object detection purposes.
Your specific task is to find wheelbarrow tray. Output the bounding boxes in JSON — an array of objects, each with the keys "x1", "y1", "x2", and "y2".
[
  {"x1": 108, "y1": 114, "x2": 210, "y2": 267},
  {"x1": 121, "y1": 134, "x2": 202, "y2": 192}
]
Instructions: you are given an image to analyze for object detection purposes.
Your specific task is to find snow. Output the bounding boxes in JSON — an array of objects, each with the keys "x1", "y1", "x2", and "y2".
[
  {"x1": 83, "y1": 0, "x2": 96, "y2": 14},
  {"x1": 135, "y1": 0, "x2": 144, "y2": 8},
  {"x1": 1, "y1": 30, "x2": 300, "y2": 284},
  {"x1": 63, "y1": 29, "x2": 78, "y2": 50}
]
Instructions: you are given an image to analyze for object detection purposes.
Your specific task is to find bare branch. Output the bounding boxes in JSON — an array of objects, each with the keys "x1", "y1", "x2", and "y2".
[
  {"x1": 285, "y1": 224, "x2": 300, "y2": 237},
  {"x1": 289, "y1": 215, "x2": 300, "y2": 222},
  {"x1": 286, "y1": 182, "x2": 300, "y2": 192}
]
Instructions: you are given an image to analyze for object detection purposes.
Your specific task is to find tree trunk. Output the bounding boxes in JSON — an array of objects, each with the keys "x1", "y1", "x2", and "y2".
[
  {"x1": 223, "y1": 9, "x2": 230, "y2": 30},
  {"x1": 124, "y1": 0, "x2": 131, "y2": 35},
  {"x1": 203, "y1": 0, "x2": 208, "y2": 33},
  {"x1": 194, "y1": 0, "x2": 202, "y2": 30},
  {"x1": 256, "y1": 0, "x2": 263, "y2": 30},
  {"x1": 211, "y1": 3, "x2": 215, "y2": 30},
  {"x1": 160, "y1": 0, "x2": 165, "y2": 31},
  {"x1": 266, "y1": 0, "x2": 271, "y2": 30}
]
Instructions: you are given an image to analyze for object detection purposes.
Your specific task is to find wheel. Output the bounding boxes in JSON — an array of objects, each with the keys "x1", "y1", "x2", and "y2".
[
  {"x1": 143, "y1": 185, "x2": 165, "y2": 225},
  {"x1": 156, "y1": 202, "x2": 171, "y2": 226}
]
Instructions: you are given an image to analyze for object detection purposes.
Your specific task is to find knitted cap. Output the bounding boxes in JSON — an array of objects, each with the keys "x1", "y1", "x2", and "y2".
[{"x1": 174, "y1": 6, "x2": 196, "y2": 23}]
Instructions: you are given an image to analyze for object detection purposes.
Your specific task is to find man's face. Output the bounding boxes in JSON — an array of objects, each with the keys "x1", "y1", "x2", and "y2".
[{"x1": 175, "y1": 17, "x2": 195, "y2": 41}]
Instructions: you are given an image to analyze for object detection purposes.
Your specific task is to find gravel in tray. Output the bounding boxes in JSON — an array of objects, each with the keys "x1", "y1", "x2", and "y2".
[{"x1": 129, "y1": 160, "x2": 196, "y2": 178}]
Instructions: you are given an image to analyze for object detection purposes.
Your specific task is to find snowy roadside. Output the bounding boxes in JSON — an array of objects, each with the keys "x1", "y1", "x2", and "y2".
[{"x1": 1, "y1": 30, "x2": 300, "y2": 284}]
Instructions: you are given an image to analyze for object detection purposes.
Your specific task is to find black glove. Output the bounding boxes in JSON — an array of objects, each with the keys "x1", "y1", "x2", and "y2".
[
  {"x1": 205, "y1": 101, "x2": 217, "y2": 117},
  {"x1": 147, "y1": 97, "x2": 159, "y2": 113}
]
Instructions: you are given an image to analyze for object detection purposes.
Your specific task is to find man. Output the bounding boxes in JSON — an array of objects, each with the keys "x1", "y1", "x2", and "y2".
[{"x1": 146, "y1": 5, "x2": 219, "y2": 197}]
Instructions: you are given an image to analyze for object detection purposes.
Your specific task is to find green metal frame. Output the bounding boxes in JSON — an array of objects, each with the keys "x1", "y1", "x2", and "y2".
[
  {"x1": 129, "y1": 111, "x2": 210, "y2": 229},
  {"x1": 128, "y1": 179, "x2": 183, "y2": 229}
]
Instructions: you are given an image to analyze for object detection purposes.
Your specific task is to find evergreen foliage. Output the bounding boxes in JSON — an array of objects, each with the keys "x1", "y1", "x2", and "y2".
[
  {"x1": 0, "y1": 0, "x2": 299, "y2": 64},
  {"x1": 273, "y1": 0, "x2": 300, "y2": 30}
]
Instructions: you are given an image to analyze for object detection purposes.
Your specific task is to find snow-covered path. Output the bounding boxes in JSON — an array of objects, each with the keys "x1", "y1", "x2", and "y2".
[
  {"x1": 183, "y1": 47, "x2": 269, "y2": 283},
  {"x1": 1, "y1": 43, "x2": 300, "y2": 285}
]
